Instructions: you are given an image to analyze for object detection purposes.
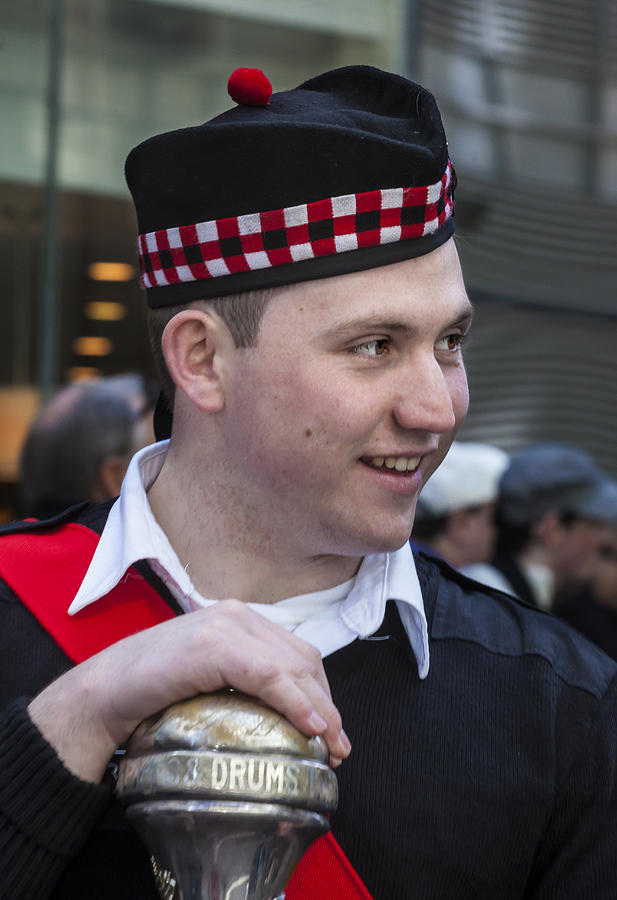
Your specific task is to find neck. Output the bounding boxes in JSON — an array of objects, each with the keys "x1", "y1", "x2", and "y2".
[
  {"x1": 518, "y1": 543, "x2": 550, "y2": 570},
  {"x1": 147, "y1": 443, "x2": 361, "y2": 605},
  {"x1": 517, "y1": 546, "x2": 555, "y2": 608}
]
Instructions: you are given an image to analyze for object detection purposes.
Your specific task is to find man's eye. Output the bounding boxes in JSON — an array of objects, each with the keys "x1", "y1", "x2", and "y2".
[
  {"x1": 350, "y1": 339, "x2": 389, "y2": 357},
  {"x1": 435, "y1": 333, "x2": 466, "y2": 352}
]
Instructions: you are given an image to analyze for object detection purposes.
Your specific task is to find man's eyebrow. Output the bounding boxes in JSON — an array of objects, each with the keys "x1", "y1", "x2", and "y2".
[
  {"x1": 448, "y1": 301, "x2": 475, "y2": 328},
  {"x1": 328, "y1": 318, "x2": 414, "y2": 336},
  {"x1": 327, "y1": 301, "x2": 474, "y2": 336}
]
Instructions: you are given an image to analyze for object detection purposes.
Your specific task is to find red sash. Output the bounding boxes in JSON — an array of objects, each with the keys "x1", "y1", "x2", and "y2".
[{"x1": 0, "y1": 522, "x2": 372, "y2": 899}]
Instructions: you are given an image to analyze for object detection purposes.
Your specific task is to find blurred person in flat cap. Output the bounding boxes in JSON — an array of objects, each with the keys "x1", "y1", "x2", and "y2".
[
  {"x1": 1, "y1": 66, "x2": 616, "y2": 900},
  {"x1": 17, "y1": 374, "x2": 158, "y2": 520},
  {"x1": 474, "y1": 443, "x2": 617, "y2": 610},
  {"x1": 411, "y1": 440, "x2": 509, "y2": 572}
]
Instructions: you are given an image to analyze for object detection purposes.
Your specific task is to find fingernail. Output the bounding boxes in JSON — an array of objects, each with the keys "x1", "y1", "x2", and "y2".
[
  {"x1": 340, "y1": 730, "x2": 352, "y2": 754},
  {"x1": 308, "y1": 711, "x2": 328, "y2": 733}
]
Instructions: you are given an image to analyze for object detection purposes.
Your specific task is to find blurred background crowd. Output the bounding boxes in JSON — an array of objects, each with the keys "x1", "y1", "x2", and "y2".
[
  {"x1": 2, "y1": 0, "x2": 617, "y2": 657},
  {"x1": 413, "y1": 440, "x2": 617, "y2": 661}
]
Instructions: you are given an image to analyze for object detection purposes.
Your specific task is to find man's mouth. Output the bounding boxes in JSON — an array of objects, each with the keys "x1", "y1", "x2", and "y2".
[{"x1": 362, "y1": 455, "x2": 421, "y2": 474}]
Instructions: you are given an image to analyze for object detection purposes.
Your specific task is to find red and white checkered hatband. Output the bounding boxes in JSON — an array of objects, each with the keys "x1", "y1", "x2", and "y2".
[{"x1": 138, "y1": 160, "x2": 454, "y2": 289}]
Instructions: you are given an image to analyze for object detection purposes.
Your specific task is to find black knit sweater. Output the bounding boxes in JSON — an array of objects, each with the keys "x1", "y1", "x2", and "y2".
[{"x1": 1, "y1": 505, "x2": 617, "y2": 899}]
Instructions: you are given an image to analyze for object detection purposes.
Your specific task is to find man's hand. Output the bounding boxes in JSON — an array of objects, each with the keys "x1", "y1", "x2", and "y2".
[{"x1": 28, "y1": 601, "x2": 351, "y2": 783}]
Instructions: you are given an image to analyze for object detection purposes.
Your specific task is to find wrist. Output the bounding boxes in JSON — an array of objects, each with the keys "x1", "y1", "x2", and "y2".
[{"x1": 28, "y1": 668, "x2": 120, "y2": 784}]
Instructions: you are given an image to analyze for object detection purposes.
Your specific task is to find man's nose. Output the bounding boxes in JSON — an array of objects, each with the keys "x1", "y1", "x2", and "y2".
[{"x1": 392, "y1": 355, "x2": 459, "y2": 435}]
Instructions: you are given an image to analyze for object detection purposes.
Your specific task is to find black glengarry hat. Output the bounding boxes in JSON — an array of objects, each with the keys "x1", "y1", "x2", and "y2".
[{"x1": 125, "y1": 65, "x2": 455, "y2": 308}]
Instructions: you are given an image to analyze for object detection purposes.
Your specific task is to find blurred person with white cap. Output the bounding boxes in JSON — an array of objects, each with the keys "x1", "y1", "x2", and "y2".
[{"x1": 412, "y1": 440, "x2": 509, "y2": 572}]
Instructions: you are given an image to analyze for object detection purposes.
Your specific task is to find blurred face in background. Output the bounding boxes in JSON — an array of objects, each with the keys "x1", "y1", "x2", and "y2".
[
  {"x1": 548, "y1": 515, "x2": 616, "y2": 589},
  {"x1": 131, "y1": 406, "x2": 156, "y2": 454},
  {"x1": 459, "y1": 501, "x2": 498, "y2": 565},
  {"x1": 441, "y1": 500, "x2": 498, "y2": 567},
  {"x1": 578, "y1": 528, "x2": 617, "y2": 608}
]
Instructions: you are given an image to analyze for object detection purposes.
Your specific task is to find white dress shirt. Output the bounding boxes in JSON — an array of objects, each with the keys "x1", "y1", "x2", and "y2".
[{"x1": 69, "y1": 442, "x2": 430, "y2": 678}]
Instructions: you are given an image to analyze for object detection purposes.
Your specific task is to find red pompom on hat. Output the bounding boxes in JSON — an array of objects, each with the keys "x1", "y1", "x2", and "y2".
[{"x1": 227, "y1": 68, "x2": 272, "y2": 107}]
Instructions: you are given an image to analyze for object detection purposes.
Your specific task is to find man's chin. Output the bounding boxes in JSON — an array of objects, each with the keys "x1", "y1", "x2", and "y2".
[
  {"x1": 350, "y1": 531, "x2": 413, "y2": 556},
  {"x1": 322, "y1": 512, "x2": 417, "y2": 557}
]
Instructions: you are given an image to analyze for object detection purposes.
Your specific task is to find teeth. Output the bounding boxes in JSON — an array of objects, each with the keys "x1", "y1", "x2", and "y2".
[{"x1": 367, "y1": 456, "x2": 420, "y2": 472}]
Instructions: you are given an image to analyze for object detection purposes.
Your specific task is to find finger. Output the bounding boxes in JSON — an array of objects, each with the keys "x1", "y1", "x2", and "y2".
[
  {"x1": 208, "y1": 606, "x2": 349, "y2": 757},
  {"x1": 216, "y1": 601, "x2": 334, "y2": 700},
  {"x1": 221, "y1": 650, "x2": 351, "y2": 762}
]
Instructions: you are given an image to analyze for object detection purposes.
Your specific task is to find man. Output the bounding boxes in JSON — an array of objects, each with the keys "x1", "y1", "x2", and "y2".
[
  {"x1": 1, "y1": 67, "x2": 616, "y2": 899},
  {"x1": 17, "y1": 373, "x2": 158, "y2": 518},
  {"x1": 474, "y1": 442, "x2": 617, "y2": 608},
  {"x1": 411, "y1": 440, "x2": 508, "y2": 570}
]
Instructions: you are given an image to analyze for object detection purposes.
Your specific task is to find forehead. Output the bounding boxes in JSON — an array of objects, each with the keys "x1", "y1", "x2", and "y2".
[{"x1": 262, "y1": 237, "x2": 471, "y2": 335}]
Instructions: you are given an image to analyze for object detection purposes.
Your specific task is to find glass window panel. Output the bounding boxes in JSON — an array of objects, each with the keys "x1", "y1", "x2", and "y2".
[
  {"x1": 496, "y1": 67, "x2": 589, "y2": 126},
  {"x1": 597, "y1": 149, "x2": 617, "y2": 199},
  {"x1": 444, "y1": 117, "x2": 497, "y2": 175},
  {"x1": 419, "y1": 43, "x2": 488, "y2": 103},
  {"x1": 1, "y1": 6, "x2": 49, "y2": 183},
  {"x1": 506, "y1": 134, "x2": 585, "y2": 188}
]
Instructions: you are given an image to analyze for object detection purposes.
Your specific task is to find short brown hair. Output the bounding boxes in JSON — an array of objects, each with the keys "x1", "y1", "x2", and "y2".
[{"x1": 146, "y1": 288, "x2": 275, "y2": 408}]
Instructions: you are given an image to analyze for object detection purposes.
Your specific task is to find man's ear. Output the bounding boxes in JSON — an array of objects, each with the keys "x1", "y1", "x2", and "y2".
[
  {"x1": 161, "y1": 308, "x2": 230, "y2": 413},
  {"x1": 534, "y1": 510, "x2": 562, "y2": 546}
]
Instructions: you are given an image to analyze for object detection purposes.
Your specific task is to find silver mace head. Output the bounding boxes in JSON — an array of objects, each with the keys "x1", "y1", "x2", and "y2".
[{"x1": 116, "y1": 689, "x2": 338, "y2": 900}]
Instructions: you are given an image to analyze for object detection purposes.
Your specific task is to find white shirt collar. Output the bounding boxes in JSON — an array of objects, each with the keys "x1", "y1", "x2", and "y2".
[{"x1": 69, "y1": 441, "x2": 429, "y2": 678}]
